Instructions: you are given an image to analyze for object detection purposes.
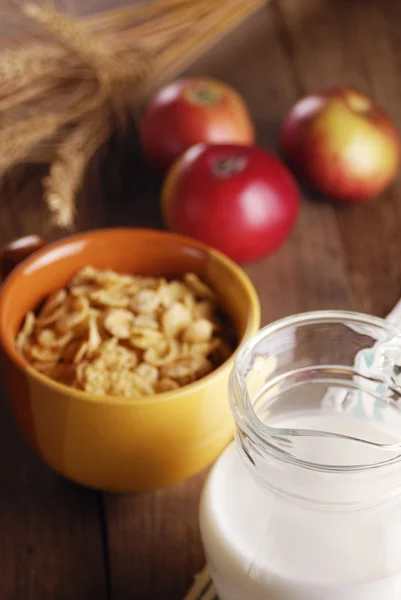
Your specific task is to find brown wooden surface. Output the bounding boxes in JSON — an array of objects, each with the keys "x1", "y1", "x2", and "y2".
[{"x1": 1, "y1": 0, "x2": 401, "y2": 598}]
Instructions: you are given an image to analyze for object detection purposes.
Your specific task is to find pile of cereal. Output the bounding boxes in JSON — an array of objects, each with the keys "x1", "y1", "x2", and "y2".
[{"x1": 16, "y1": 267, "x2": 236, "y2": 397}]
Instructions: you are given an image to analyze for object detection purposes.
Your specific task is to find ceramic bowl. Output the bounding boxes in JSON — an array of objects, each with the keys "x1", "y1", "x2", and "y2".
[{"x1": 0, "y1": 228, "x2": 260, "y2": 492}]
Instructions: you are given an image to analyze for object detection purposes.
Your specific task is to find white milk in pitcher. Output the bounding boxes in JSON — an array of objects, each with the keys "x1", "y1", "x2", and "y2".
[{"x1": 200, "y1": 410, "x2": 401, "y2": 600}]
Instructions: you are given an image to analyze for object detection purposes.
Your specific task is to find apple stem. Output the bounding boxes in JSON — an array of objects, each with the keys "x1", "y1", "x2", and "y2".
[
  {"x1": 212, "y1": 156, "x2": 248, "y2": 178},
  {"x1": 187, "y1": 86, "x2": 222, "y2": 106}
]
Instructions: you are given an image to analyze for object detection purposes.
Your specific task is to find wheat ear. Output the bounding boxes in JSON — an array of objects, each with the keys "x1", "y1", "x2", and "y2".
[
  {"x1": 0, "y1": 44, "x2": 62, "y2": 87},
  {"x1": 22, "y1": 3, "x2": 129, "y2": 86},
  {"x1": 44, "y1": 107, "x2": 112, "y2": 228},
  {"x1": 0, "y1": 114, "x2": 61, "y2": 178}
]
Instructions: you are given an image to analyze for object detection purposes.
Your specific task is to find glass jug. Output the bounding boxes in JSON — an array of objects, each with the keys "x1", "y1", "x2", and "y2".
[{"x1": 200, "y1": 311, "x2": 401, "y2": 600}]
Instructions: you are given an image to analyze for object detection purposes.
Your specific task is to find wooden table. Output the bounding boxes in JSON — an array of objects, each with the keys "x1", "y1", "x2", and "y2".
[{"x1": 1, "y1": 0, "x2": 401, "y2": 598}]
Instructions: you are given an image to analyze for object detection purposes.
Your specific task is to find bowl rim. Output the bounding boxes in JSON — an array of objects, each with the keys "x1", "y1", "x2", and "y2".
[{"x1": 0, "y1": 227, "x2": 261, "y2": 406}]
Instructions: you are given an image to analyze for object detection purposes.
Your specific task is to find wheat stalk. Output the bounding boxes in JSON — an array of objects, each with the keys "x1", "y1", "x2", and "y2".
[
  {"x1": 0, "y1": 114, "x2": 62, "y2": 178},
  {"x1": 84, "y1": 0, "x2": 208, "y2": 32},
  {"x1": 0, "y1": 44, "x2": 62, "y2": 85},
  {"x1": 22, "y1": 3, "x2": 131, "y2": 87},
  {"x1": 0, "y1": 0, "x2": 269, "y2": 228},
  {"x1": 141, "y1": 0, "x2": 266, "y2": 99},
  {"x1": 44, "y1": 106, "x2": 112, "y2": 228}
]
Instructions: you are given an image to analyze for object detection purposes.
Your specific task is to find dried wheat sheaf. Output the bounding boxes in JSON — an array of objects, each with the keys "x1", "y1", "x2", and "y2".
[{"x1": 0, "y1": 0, "x2": 267, "y2": 228}]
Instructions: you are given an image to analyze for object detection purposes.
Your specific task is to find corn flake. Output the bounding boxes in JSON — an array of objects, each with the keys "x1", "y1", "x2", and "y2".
[
  {"x1": 131, "y1": 290, "x2": 161, "y2": 314},
  {"x1": 104, "y1": 309, "x2": 135, "y2": 339},
  {"x1": 183, "y1": 319, "x2": 214, "y2": 343},
  {"x1": 144, "y1": 339, "x2": 179, "y2": 366},
  {"x1": 162, "y1": 302, "x2": 191, "y2": 337},
  {"x1": 15, "y1": 266, "x2": 236, "y2": 399},
  {"x1": 184, "y1": 273, "x2": 216, "y2": 300}
]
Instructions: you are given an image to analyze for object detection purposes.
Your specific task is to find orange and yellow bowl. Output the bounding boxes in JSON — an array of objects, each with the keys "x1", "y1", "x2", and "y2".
[{"x1": 0, "y1": 228, "x2": 260, "y2": 492}]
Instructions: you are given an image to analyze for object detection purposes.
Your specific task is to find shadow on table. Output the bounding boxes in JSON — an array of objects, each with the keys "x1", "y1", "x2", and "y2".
[
  {"x1": 103, "y1": 475, "x2": 206, "y2": 600},
  {"x1": 80, "y1": 119, "x2": 165, "y2": 232},
  {"x1": 0, "y1": 383, "x2": 109, "y2": 600}
]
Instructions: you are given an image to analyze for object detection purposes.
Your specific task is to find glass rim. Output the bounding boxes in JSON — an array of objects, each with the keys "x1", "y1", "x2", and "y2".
[{"x1": 231, "y1": 310, "x2": 401, "y2": 474}]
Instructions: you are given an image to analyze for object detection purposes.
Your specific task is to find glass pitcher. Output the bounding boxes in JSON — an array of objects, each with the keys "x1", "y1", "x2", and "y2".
[{"x1": 200, "y1": 311, "x2": 401, "y2": 600}]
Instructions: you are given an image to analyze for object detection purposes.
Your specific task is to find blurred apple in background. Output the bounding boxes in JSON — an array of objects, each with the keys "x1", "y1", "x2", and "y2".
[
  {"x1": 162, "y1": 144, "x2": 299, "y2": 264},
  {"x1": 280, "y1": 88, "x2": 400, "y2": 202},
  {"x1": 141, "y1": 78, "x2": 255, "y2": 171}
]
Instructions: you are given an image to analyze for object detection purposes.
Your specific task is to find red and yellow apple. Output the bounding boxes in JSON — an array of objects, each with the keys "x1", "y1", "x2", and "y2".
[
  {"x1": 141, "y1": 78, "x2": 255, "y2": 172},
  {"x1": 280, "y1": 88, "x2": 400, "y2": 202},
  {"x1": 162, "y1": 144, "x2": 299, "y2": 264}
]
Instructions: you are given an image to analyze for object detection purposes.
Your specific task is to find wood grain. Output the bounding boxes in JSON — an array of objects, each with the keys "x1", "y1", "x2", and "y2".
[
  {"x1": 278, "y1": 0, "x2": 401, "y2": 318},
  {"x1": 0, "y1": 0, "x2": 401, "y2": 599},
  {"x1": 0, "y1": 388, "x2": 108, "y2": 600},
  {"x1": 105, "y1": 476, "x2": 205, "y2": 600}
]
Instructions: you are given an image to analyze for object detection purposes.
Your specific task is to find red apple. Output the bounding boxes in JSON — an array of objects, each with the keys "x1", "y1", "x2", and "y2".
[
  {"x1": 280, "y1": 88, "x2": 400, "y2": 202},
  {"x1": 141, "y1": 78, "x2": 255, "y2": 171},
  {"x1": 162, "y1": 144, "x2": 299, "y2": 264}
]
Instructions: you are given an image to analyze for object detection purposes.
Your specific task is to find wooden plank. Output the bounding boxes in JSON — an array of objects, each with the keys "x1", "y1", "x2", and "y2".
[
  {"x1": 105, "y1": 477, "x2": 206, "y2": 600},
  {"x1": 278, "y1": 0, "x2": 401, "y2": 318},
  {"x1": 103, "y1": 4, "x2": 355, "y2": 599},
  {"x1": 0, "y1": 386, "x2": 108, "y2": 600}
]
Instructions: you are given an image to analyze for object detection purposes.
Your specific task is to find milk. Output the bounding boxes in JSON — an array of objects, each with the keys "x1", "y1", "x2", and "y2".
[{"x1": 200, "y1": 411, "x2": 401, "y2": 600}]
